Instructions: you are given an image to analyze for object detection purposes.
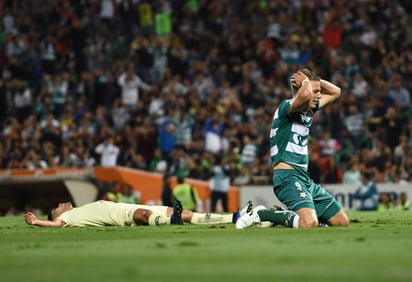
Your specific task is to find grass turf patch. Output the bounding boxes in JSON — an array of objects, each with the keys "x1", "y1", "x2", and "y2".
[{"x1": 1, "y1": 211, "x2": 411, "y2": 282}]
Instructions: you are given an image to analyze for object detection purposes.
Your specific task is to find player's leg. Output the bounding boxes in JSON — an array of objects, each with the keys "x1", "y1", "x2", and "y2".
[
  {"x1": 272, "y1": 170, "x2": 319, "y2": 228},
  {"x1": 166, "y1": 200, "x2": 253, "y2": 225},
  {"x1": 140, "y1": 203, "x2": 182, "y2": 225},
  {"x1": 327, "y1": 210, "x2": 349, "y2": 226},
  {"x1": 312, "y1": 183, "x2": 349, "y2": 227},
  {"x1": 190, "y1": 200, "x2": 253, "y2": 224},
  {"x1": 236, "y1": 205, "x2": 300, "y2": 229},
  {"x1": 132, "y1": 208, "x2": 168, "y2": 226},
  {"x1": 295, "y1": 208, "x2": 318, "y2": 228}
]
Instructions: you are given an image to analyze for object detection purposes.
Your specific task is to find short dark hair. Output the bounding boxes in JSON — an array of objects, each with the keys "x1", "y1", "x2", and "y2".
[
  {"x1": 291, "y1": 68, "x2": 321, "y2": 95},
  {"x1": 361, "y1": 171, "x2": 372, "y2": 180},
  {"x1": 47, "y1": 208, "x2": 55, "y2": 221},
  {"x1": 177, "y1": 175, "x2": 184, "y2": 184}
]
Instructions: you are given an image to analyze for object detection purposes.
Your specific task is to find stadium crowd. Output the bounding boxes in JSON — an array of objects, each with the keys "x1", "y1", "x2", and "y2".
[{"x1": 0, "y1": 0, "x2": 412, "y2": 193}]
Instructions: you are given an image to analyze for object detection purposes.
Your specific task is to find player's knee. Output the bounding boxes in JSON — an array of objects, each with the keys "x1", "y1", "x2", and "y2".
[
  {"x1": 297, "y1": 208, "x2": 319, "y2": 228},
  {"x1": 133, "y1": 208, "x2": 151, "y2": 225},
  {"x1": 329, "y1": 211, "x2": 349, "y2": 227},
  {"x1": 299, "y1": 217, "x2": 319, "y2": 228}
]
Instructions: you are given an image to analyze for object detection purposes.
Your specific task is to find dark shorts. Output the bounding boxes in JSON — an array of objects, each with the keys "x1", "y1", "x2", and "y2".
[{"x1": 272, "y1": 169, "x2": 342, "y2": 222}]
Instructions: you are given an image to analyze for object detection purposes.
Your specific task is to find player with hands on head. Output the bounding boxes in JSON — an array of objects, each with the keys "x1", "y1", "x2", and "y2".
[{"x1": 237, "y1": 69, "x2": 349, "y2": 229}]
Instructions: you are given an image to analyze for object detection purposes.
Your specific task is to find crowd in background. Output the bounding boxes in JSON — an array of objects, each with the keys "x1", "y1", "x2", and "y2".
[{"x1": 1, "y1": 0, "x2": 412, "y2": 197}]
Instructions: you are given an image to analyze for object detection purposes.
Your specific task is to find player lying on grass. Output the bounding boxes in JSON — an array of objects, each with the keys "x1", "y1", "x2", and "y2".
[{"x1": 24, "y1": 200, "x2": 252, "y2": 227}]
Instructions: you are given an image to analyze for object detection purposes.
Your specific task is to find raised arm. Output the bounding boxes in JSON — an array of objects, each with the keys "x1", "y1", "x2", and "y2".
[
  {"x1": 24, "y1": 212, "x2": 65, "y2": 227},
  {"x1": 290, "y1": 71, "x2": 313, "y2": 113},
  {"x1": 318, "y1": 79, "x2": 341, "y2": 109}
]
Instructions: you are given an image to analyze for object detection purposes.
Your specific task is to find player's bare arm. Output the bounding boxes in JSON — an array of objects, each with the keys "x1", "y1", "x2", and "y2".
[
  {"x1": 24, "y1": 212, "x2": 65, "y2": 227},
  {"x1": 318, "y1": 79, "x2": 341, "y2": 109},
  {"x1": 289, "y1": 71, "x2": 313, "y2": 113}
]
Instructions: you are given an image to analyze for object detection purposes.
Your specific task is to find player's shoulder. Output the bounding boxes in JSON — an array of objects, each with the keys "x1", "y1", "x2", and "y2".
[{"x1": 277, "y1": 99, "x2": 292, "y2": 114}]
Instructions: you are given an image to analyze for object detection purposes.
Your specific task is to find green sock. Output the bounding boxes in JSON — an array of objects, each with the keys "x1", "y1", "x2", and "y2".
[{"x1": 257, "y1": 209, "x2": 299, "y2": 228}]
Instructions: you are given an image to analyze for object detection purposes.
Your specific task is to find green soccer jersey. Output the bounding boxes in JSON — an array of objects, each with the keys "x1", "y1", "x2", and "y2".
[{"x1": 269, "y1": 99, "x2": 319, "y2": 171}]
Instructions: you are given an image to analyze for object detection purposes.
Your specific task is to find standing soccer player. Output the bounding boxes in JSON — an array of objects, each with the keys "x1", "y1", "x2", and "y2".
[{"x1": 237, "y1": 69, "x2": 349, "y2": 229}]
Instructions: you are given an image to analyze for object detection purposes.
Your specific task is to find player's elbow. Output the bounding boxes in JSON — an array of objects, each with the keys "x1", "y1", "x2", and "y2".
[{"x1": 335, "y1": 87, "x2": 342, "y2": 99}]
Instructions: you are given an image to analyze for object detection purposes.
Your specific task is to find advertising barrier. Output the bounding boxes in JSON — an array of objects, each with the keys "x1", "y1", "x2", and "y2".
[
  {"x1": 1, "y1": 167, "x2": 410, "y2": 213},
  {"x1": 239, "y1": 183, "x2": 412, "y2": 211},
  {"x1": 94, "y1": 167, "x2": 239, "y2": 212}
]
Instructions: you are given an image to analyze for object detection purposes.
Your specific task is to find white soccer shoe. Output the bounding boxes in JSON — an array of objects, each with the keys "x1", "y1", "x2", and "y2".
[
  {"x1": 236, "y1": 205, "x2": 266, "y2": 229},
  {"x1": 239, "y1": 200, "x2": 253, "y2": 217}
]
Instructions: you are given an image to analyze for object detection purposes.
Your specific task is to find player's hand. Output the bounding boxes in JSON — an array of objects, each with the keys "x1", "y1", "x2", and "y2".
[
  {"x1": 24, "y1": 212, "x2": 38, "y2": 225},
  {"x1": 291, "y1": 71, "x2": 309, "y2": 88}
]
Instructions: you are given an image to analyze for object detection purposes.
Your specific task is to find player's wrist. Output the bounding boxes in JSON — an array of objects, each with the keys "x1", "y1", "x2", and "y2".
[{"x1": 302, "y1": 78, "x2": 310, "y2": 85}]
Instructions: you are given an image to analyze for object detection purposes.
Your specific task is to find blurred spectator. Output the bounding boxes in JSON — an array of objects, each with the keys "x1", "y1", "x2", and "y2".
[
  {"x1": 102, "y1": 182, "x2": 124, "y2": 202},
  {"x1": 307, "y1": 148, "x2": 321, "y2": 184},
  {"x1": 342, "y1": 156, "x2": 362, "y2": 186},
  {"x1": 117, "y1": 62, "x2": 151, "y2": 112},
  {"x1": 344, "y1": 103, "x2": 365, "y2": 149},
  {"x1": 317, "y1": 130, "x2": 341, "y2": 159},
  {"x1": 393, "y1": 133, "x2": 409, "y2": 165},
  {"x1": 112, "y1": 98, "x2": 130, "y2": 130},
  {"x1": 209, "y1": 154, "x2": 230, "y2": 212},
  {"x1": 118, "y1": 185, "x2": 140, "y2": 204},
  {"x1": 240, "y1": 134, "x2": 259, "y2": 169},
  {"x1": 395, "y1": 192, "x2": 411, "y2": 211},
  {"x1": 11, "y1": 78, "x2": 32, "y2": 122},
  {"x1": 172, "y1": 175, "x2": 198, "y2": 212},
  {"x1": 378, "y1": 192, "x2": 395, "y2": 212},
  {"x1": 204, "y1": 118, "x2": 224, "y2": 154},
  {"x1": 23, "y1": 149, "x2": 48, "y2": 170},
  {"x1": 388, "y1": 73, "x2": 410, "y2": 112},
  {"x1": 167, "y1": 145, "x2": 193, "y2": 177},
  {"x1": 161, "y1": 172, "x2": 173, "y2": 207},
  {"x1": 387, "y1": 165, "x2": 409, "y2": 185},
  {"x1": 379, "y1": 107, "x2": 403, "y2": 153},
  {"x1": 158, "y1": 106, "x2": 177, "y2": 156},
  {"x1": 73, "y1": 144, "x2": 96, "y2": 167},
  {"x1": 188, "y1": 157, "x2": 210, "y2": 181},
  {"x1": 233, "y1": 166, "x2": 251, "y2": 186},
  {"x1": 353, "y1": 172, "x2": 379, "y2": 211},
  {"x1": 320, "y1": 157, "x2": 343, "y2": 184},
  {"x1": 95, "y1": 135, "x2": 120, "y2": 167},
  {"x1": 172, "y1": 104, "x2": 194, "y2": 149},
  {"x1": 40, "y1": 112, "x2": 61, "y2": 146},
  {"x1": 57, "y1": 144, "x2": 75, "y2": 168},
  {"x1": 148, "y1": 148, "x2": 165, "y2": 172}
]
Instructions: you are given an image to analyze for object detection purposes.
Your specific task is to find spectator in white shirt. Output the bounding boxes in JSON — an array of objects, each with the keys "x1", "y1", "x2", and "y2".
[
  {"x1": 117, "y1": 63, "x2": 151, "y2": 112},
  {"x1": 95, "y1": 135, "x2": 120, "y2": 167}
]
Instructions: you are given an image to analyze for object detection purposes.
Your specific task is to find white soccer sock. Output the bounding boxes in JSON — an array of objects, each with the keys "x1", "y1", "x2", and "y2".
[
  {"x1": 292, "y1": 214, "x2": 300, "y2": 229},
  {"x1": 148, "y1": 214, "x2": 169, "y2": 226},
  {"x1": 190, "y1": 212, "x2": 233, "y2": 225}
]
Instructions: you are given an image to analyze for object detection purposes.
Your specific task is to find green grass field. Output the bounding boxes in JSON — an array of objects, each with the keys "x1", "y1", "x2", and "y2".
[{"x1": 1, "y1": 211, "x2": 411, "y2": 282}]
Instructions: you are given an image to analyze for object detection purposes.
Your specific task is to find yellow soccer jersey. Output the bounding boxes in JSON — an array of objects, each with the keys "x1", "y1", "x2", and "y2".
[{"x1": 58, "y1": 200, "x2": 168, "y2": 227}]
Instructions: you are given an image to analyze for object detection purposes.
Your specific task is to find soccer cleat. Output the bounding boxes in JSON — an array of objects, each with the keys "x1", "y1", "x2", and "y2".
[
  {"x1": 240, "y1": 200, "x2": 253, "y2": 217},
  {"x1": 170, "y1": 200, "x2": 183, "y2": 225},
  {"x1": 236, "y1": 205, "x2": 266, "y2": 229},
  {"x1": 236, "y1": 209, "x2": 261, "y2": 229},
  {"x1": 232, "y1": 200, "x2": 253, "y2": 223}
]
